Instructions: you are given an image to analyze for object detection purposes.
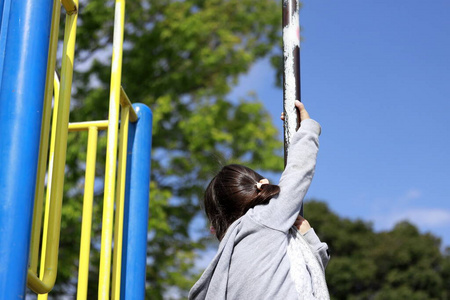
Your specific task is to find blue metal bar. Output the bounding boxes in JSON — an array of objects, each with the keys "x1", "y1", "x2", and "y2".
[
  {"x1": 121, "y1": 103, "x2": 153, "y2": 300},
  {"x1": 0, "y1": 0, "x2": 54, "y2": 298}
]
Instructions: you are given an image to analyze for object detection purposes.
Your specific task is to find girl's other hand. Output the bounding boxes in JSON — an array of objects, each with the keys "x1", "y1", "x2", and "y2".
[{"x1": 294, "y1": 215, "x2": 311, "y2": 234}]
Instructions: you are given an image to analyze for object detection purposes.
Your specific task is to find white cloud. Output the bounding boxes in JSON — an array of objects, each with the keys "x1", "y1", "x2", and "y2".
[
  {"x1": 369, "y1": 189, "x2": 450, "y2": 232},
  {"x1": 384, "y1": 208, "x2": 450, "y2": 229}
]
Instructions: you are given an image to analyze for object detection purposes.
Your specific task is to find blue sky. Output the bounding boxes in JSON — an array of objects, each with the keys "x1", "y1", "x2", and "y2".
[{"x1": 229, "y1": 0, "x2": 450, "y2": 247}]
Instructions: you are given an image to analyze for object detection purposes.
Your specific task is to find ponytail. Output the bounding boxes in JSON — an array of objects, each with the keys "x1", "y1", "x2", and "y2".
[
  {"x1": 245, "y1": 183, "x2": 280, "y2": 212},
  {"x1": 204, "y1": 164, "x2": 280, "y2": 240}
]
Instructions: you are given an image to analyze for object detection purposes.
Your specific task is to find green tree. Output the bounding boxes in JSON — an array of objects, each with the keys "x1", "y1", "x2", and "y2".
[{"x1": 52, "y1": 0, "x2": 284, "y2": 298}]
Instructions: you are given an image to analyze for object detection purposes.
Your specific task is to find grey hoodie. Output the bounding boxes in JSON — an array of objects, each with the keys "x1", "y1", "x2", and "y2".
[{"x1": 189, "y1": 119, "x2": 329, "y2": 300}]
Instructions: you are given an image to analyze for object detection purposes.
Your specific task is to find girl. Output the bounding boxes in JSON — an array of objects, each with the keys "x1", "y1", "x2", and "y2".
[{"x1": 189, "y1": 101, "x2": 329, "y2": 299}]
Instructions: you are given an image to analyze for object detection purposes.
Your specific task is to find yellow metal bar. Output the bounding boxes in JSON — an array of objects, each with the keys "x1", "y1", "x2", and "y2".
[
  {"x1": 76, "y1": 127, "x2": 99, "y2": 300},
  {"x1": 111, "y1": 106, "x2": 131, "y2": 299},
  {"x1": 98, "y1": 0, "x2": 126, "y2": 298},
  {"x1": 61, "y1": 0, "x2": 77, "y2": 15},
  {"x1": 69, "y1": 120, "x2": 109, "y2": 132},
  {"x1": 27, "y1": 3, "x2": 79, "y2": 293},
  {"x1": 120, "y1": 87, "x2": 137, "y2": 122},
  {"x1": 35, "y1": 71, "x2": 61, "y2": 300},
  {"x1": 30, "y1": 0, "x2": 61, "y2": 275},
  {"x1": 35, "y1": 72, "x2": 60, "y2": 300}
]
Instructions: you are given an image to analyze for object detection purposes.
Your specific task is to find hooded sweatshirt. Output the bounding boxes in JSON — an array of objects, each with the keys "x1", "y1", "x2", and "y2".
[{"x1": 189, "y1": 119, "x2": 329, "y2": 300}]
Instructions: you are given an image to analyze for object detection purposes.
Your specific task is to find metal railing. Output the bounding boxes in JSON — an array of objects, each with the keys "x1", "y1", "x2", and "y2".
[{"x1": 26, "y1": 0, "x2": 152, "y2": 299}]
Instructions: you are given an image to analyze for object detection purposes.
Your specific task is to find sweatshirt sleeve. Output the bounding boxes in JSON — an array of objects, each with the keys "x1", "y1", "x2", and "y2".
[
  {"x1": 250, "y1": 119, "x2": 321, "y2": 232},
  {"x1": 302, "y1": 228, "x2": 330, "y2": 271}
]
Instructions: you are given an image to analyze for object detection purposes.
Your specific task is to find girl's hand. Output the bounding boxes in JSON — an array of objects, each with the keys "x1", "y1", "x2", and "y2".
[
  {"x1": 280, "y1": 100, "x2": 310, "y2": 121},
  {"x1": 294, "y1": 215, "x2": 311, "y2": 234}
]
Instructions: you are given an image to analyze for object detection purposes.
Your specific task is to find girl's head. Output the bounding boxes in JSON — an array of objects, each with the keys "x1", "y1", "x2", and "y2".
[{"x1": 204, "y1": 164, "x2": 280, "y2": 240}]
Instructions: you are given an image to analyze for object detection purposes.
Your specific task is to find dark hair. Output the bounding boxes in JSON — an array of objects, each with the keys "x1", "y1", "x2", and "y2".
[{"x1": 204, "y1": 164, "x2": 280, "y2": 240}]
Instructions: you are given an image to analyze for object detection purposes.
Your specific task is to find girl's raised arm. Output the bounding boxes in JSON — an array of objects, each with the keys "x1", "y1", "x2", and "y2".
[{"x1": 251, "y1": 102, "x2": 321, "y2": 232}]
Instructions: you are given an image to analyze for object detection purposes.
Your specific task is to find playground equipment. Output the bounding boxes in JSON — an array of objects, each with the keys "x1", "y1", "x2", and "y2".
[
  {"x1": 0, "y1": 0, "x2": 152, "y2": 299},
  {"x1": 282, "y1": 0, "x2": 302, "y2": 215},
  {"x1": 282, "y1": 0, "x2": 302, "y2": 161}
]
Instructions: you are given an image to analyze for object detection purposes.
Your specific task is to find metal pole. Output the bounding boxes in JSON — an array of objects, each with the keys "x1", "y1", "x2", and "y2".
[
  {"x1": 99, "y1": 1, "x2": 126, "y2": 297},
  {"x1": 282, "y1": 0, "x2": 301, "y2": 163},
  {"x1": 0, "y1": 0, "x2": 53, "y2": 298},
  {"x1": 121, "y1": 103, "x2": 153, "y2": 300},
  {"x1": 282, "y1": 0, "x2": 303, "y2": 215}
]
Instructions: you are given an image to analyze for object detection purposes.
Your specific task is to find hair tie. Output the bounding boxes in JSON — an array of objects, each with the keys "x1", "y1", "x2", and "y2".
[{"x1": 256, "y1": 182, "x2": 264, "y2": 190}]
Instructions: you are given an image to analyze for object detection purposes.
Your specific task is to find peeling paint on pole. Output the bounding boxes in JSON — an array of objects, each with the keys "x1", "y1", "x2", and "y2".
[
  {"x1": 282, "y1": 0, "x2": 301, "y2": 164},
  {"x1": 282, "y1": 0, "x2": 303, "y2": 216}
]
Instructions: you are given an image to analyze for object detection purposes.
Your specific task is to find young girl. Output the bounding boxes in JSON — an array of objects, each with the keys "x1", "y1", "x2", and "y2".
[{"x1": 189, "y1": 101, "x2": 329, "y2": 299}]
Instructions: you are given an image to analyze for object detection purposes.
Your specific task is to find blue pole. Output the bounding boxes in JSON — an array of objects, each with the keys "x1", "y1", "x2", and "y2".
[
  {"x1": 121, "y1": 104, "x2": 153, "y2": 300},
  {"x1": 0, "y1": 0, "x2": 53, "y2": 298}
]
